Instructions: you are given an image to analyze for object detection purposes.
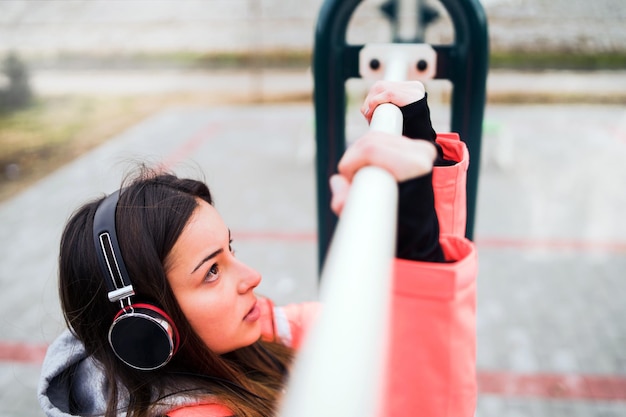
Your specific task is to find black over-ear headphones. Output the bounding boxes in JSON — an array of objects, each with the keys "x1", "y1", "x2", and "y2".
[{"x1": 93, "y1": 190, "x2": 180, "y2": 370}]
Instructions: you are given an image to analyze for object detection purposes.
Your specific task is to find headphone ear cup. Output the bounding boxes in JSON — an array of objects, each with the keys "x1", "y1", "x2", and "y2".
[{"x1": 108, "y1": 303, "x2": 179, "y2": 371}]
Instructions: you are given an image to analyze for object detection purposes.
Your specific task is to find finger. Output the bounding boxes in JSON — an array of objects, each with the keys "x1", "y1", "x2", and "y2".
[
  {"x1": 362, "y1": 81, "x2": 426, "y2": 122},
  {"x1": 362, "y1": 90, "x2": 394, "y2": 123},
  {"x1": 361, "y1": 81, "x2": 391, "y2": 121},
  {"x1": 329, "y1": 174, "x2": 350, "y2": 215},
  {"x1": 338, "y1": 133, "x2": 399, "y2": 181},
  {"x1": 338, "y1": 134, "x2": 437, "y2": 182}
]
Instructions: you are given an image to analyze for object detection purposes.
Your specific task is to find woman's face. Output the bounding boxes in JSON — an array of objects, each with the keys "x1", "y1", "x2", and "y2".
[{"x1": 166, "y1": 199, "x2": 263, "y2": 354}]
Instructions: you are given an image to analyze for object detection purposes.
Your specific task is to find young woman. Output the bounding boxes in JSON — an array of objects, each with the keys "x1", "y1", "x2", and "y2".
[{"x1": 38, "y1": 81, "x2": 477, "y2": 417}]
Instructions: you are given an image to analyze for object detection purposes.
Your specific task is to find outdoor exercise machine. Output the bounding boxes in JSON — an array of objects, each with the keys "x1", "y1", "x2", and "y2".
[{"x1": 312, "y1": 0, "x2": 489, "y2": 269}]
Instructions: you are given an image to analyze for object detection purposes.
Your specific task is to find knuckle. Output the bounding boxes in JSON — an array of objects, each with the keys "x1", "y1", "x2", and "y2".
[
  {"x1": 372, "y1": 80, "x2": 387, "y2": 92},
  {"x1": 379, "y1": 90, "x2": 394, "y2": 103},
  {"x1": 358, "y1": 138, "x2": 379, "y2": 159}
]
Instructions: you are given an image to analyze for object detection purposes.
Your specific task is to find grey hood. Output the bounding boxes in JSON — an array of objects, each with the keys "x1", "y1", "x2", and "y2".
[
  {"x1": 38, "y1": 329, "x2": 216, "y2": 417},
  {"x1": 38, "y1": 329, "x2": 113, "y2": 417}
]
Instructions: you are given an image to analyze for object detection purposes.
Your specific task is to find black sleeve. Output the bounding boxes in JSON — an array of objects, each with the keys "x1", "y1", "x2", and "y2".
[
  {"x1": 401, "y1": 93, "x2": 437, "y2": 142},
  {"x1": 396, "y1": 173, "x2": 445, "y2": 262},
  {"x1": 401, "y1": 93, "x2": 453, "y2": 166},
  {"x1": 395, "y1": 93, "x2": 446, "y2": 262}
]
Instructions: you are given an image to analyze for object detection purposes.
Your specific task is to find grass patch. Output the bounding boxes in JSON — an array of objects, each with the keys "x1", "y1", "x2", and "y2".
[
  {"x1": 28, "y1": 49, "x2": 626, "y2": 72},
  {"x1": 490, "y1": 50, "x2": 626, "y2": 71},
  {"x1": 0, "y1": 95, "x2": 168, "y2": 201},
  {"x1": 2, "y1": 97, "x2": 95, "y2": 154},
  {"x1": 193, "y1": 50, "x2": 312, "y2": 70},
  {"x1": 29, "y1": 50, "x2": 313, "y2": 71}
]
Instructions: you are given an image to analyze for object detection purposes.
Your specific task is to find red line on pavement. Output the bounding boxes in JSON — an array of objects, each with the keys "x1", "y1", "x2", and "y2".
[
  {"x1": 478, "y1": 370, "x2": 626, "y2": 401},
  {"x1": 475, "y1": 237, "x2": 626, "y2": 253},
  {"x1": 159, "y1": 122, "x2": 222, "y2": 170},
  {"x1": 0, "y1": 341, "x2": 47, "y2": 364},
  {"x1": 2, "y1": 341, "x2": 625, "y2": 402}
]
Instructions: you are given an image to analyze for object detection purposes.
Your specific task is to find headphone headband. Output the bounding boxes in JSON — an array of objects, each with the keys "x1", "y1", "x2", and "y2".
[
  {"x1": 92, "y1": 189, "x2": 179, "y2": 370},
  {"x1": 93, "y1": 190, "x2": 135, "y2": 303}
]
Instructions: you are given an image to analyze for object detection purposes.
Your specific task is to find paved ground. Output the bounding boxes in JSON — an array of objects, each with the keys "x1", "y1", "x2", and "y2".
[
  {"x1": 1, "y1": 86, "x2": 625, "y2": 416},
  {"x1": 1, "y1": 0, "x2": 626, "y2": 416}
]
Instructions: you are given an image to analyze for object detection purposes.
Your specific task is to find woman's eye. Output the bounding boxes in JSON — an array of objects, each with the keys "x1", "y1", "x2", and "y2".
[
  {"x1": 204, "y1": 263, "x2": 219, "y2": 283},
  {"x1": 229, "y1": 240, "x2": 235, "y2": 255}
]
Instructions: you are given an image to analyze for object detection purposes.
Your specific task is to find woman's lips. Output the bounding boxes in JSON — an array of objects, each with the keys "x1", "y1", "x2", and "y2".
[{"x1": 244, "y1": 301, "x2": 261, "y2": 322}]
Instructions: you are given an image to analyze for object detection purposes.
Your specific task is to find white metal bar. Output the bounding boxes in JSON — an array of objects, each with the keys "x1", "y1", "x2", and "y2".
[
  {"x1": 397, "y1": 0, "x2": 418, "y2": 41},
  {"x1": 370, "y1": 102, "x2": 404, "y2": 133},
  {"x1": 279, "y1": 60, "x2": 405, "y2": 417}
]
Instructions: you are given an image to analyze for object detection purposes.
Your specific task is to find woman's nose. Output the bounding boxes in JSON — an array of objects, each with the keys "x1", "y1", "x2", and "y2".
[{"x1": 236, "y1": 260, "x2": 262, "y2": 293}]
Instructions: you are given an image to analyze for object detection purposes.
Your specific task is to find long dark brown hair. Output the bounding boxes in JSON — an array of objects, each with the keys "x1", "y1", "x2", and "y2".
[{"x1": 59, "y1": 168, "x2": 294, "y2": 417}]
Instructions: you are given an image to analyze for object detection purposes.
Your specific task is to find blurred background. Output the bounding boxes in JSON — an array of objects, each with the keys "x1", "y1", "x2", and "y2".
[{"x1": 1, "y1": 0, "x2": 625, "y2": 416}]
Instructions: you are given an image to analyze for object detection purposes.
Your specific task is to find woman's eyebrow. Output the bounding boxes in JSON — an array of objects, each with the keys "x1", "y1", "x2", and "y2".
[
  {"x1": 192, "y1": 248, "x2": 224, "y2": 274},
  {"x1": 191, "y1": 228, "x2": 231, "y2": 274}
]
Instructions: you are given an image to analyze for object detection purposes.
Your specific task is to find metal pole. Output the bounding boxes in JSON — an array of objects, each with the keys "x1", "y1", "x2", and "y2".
[{"x1": 313, "y1": 0, "x2": 489, "y2": 269}]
